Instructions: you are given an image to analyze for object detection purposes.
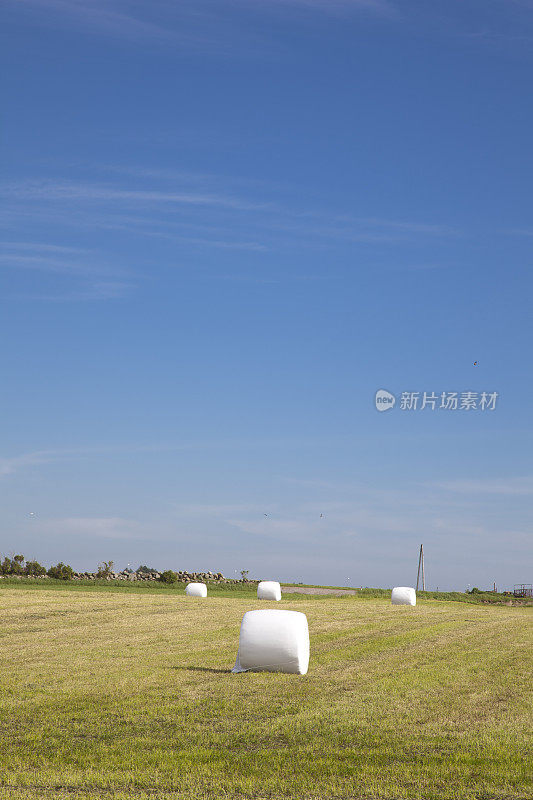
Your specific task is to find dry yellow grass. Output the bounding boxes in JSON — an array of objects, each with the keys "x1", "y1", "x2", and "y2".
[{"x1": 0, "y1": 587, "x2": 532, "y2": 799}]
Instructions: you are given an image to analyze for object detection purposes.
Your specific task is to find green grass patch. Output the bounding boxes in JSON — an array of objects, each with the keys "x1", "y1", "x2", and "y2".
[
  {"x1": 0, "y1": 578, "x2": 258, "y2": 599},
  {"x1": 0, "y1": 587, "x2": 531, "y2": 799},
  {"x1": 2, "y1": 578, "x2": 523, "y2": 605}
]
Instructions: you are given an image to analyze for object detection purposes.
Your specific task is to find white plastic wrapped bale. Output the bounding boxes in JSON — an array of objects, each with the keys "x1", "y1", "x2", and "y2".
[
  {"x1": 257, "y1": 581, "x2": 282, "y2": 601},
  {"x1": 232, "y1": 609, "x2": 309, "y2": 674},
  {"x1": 185, "y1": 582, "x2": 207, "y2": 598},
  {"x1": 391, "y1": 586, "x2": 416, "y2": 606}
]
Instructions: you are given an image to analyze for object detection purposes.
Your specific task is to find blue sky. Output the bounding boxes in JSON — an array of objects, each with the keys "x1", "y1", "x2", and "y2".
[{"x1": 1, "y1": 0, "x2": 532, "y2": 590}]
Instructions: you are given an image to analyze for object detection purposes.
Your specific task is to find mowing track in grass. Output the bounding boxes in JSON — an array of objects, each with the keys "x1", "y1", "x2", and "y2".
[{"x1": 1, "y1": 586, "x2": 531, "y2": 800}]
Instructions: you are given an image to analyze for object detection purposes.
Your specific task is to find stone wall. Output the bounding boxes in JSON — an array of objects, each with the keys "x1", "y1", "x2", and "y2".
[{"x1": 0, "y1": 570, "x2": 250, "y2": 583}]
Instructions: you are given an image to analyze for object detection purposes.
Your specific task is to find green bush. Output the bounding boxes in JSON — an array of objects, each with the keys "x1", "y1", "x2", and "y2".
[
  {"x1": 159, "y1": 570, "x2": 178, "y2": 584},
  {"x1": 47, "y1": 562, "x2": 74, "y2": 581},
  {"x1": 96, "y1": 560, "x2": 114, "y2": 578},
  {"x1": 136, "y1": 565, "x2": 158, "y2": 576},
  {"x1": 1, "y1": 555, "x2": 25, "y2": 575},
  {"x1": 24, "y1": 559, "x2": 46, "y2": 576},
  {"x1": 1, "y1": 557, "x2": 13, "y2": 576}
]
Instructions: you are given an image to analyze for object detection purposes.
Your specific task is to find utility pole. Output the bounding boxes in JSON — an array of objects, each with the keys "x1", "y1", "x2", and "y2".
[{"x1": 416, "y1": 544, "x2": 425, "y2": 592}]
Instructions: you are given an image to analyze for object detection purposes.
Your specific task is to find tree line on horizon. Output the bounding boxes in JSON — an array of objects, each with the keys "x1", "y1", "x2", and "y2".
[
  {"x1": 0, "y1": 555, "x2": 244, "y2": 584},
  {"x1": 0, "y1": 555, "x2": 163, "y2": 581}
]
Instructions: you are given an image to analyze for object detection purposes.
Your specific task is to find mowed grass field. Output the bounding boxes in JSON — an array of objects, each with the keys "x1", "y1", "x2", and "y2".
[{"x1": 0, "y1": 587, "x2": 531, "y2": 800}]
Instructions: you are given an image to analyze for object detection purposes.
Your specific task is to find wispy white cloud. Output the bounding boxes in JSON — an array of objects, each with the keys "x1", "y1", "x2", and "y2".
[
  {"x1": 47, "y1": 516, "x2": 144, "y2": 539},
  {"x1": 257, "y1": 215, "x2": 457, "y2": 243},
  {"x1": 2, "y1": 241, "x2": 87, "y2": 254},
  {"x1": 505, "y1": 228, "x2": 533, "y2": 237},
  {"x1": 1, "y1": 209, "x2": 268, "y2": 253},
  {"x1": 16, "y1": 281, "x2": 135, "y2": 302},
  {"x1": 1, "y1": 438, "x2": 337, "y2": 479},
  {"x1": 348, "y1": 217, "x2": 454, "y2": 235},
  {"x1": 431, "y1": 476, "x2": 533, "y2": 496},
  {"x1": 6, "y1": 462, "x2": 532, "y2": 585},
  {"x1": 1, "y1": 167, "x2": 456, "y2": 304},
  {"x1": 9, "y1": 0, "x2": 191, "y2": 44},
  {"x1": 171, "y1": 489, "x2": 476, "y2": 543},
  {"x1": 0, "y1": 445, "x2": 179, "y2": 479},
  {"x1": 176, "y1": 503, "x2": 264, "y2": 517},
  {"x1": 0, "y1": 451, "x2": 54, "y2": 477},
  {"x1": 165, "y1": 473, "x2": 533, "y2": 562},
  {"x1": 0, "y1": 253, "x2": 120, "y2": 277},
  {"x1": 460, "y1": 28, "x2": 533, "y2": 45},
  {"x1": 2, "y1": 176, "x2": 455, "y2": 249},
  {"x1": 129, "y1": 230, "x2": 267, "y2": 251},
  {"x1": 0, "y1": 241, "x2": 132, "y2": 303},
  {"x1": 2, "y1": 180, "x2": 270, "y2": 212},
  {"x1": 254, "y1": 0, "x2": 394, "y2": 11},
  {"x1": 9, "y1": 0, "x2": 396, "y2": 48}
]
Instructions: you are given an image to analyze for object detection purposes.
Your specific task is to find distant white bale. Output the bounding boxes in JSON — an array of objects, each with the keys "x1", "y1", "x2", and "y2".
[
  {"x1": 391, "y1": 586, "x2": 416, "y2": 606},
  {"x1": 257, "y1": 580, "x2": 282, "y2": 601},
  {"x1": 232, "y1": 609, "x2": 309, "y2": 675},
  {"x1": 185, "y1": 582, "x2": 207, "y2": 598}
]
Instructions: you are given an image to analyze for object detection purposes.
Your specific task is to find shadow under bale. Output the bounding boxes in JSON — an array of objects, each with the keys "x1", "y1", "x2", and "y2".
[{"x1": 171, "y1": 666, "x2": 229, "y2": 674}]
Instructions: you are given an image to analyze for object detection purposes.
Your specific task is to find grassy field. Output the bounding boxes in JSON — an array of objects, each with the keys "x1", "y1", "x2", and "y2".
[
  {"x1": 0, "y1": 577, "x2": 523, "y2": 605},
  {"x1": 0, "y1": 586, "x2": 531, "y2": 800}
]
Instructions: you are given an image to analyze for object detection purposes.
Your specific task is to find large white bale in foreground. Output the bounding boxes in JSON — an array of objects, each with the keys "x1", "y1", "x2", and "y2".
[
  {"x1": 391, "y1": 586, "x2": 416, "y2": 606},
  {"x1": 257, "y1": 580, "x2": 282, "y2": 601},
  {"x1": 185, "y1": 582, "x2": 207, "y2": 598},
  {"x1": 232, "y1": 609, "x2": 309, "y2": 675}
]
